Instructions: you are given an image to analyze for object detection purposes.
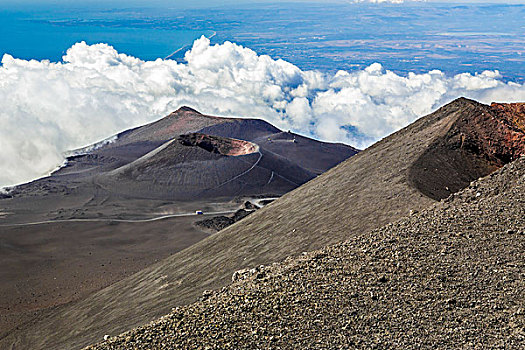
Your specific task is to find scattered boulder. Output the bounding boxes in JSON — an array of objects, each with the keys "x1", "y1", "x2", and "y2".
[
  {"x1": 244, "y1": 201, "x2": 257, "y2": 210},
  {"x1": 196, "y1": 209, "x2": 254, "y2": 232}
]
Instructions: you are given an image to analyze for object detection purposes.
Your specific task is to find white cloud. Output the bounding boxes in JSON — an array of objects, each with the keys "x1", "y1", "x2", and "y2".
[{"x1": 0, "y1": 36, "x2": 524, "y2": 187}]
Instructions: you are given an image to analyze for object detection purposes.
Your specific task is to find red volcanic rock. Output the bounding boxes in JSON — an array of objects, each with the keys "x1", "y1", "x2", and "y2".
[
  {"x1": 409, "y1": 98, "x2": 525, "y2": 200},
  {"x1": 449, "y1": 101, "x2": 525, "y2": 165},
  {"x1": 484, "y1": 102, "x2": 525, "y2": 161},
  {"x1": 115, "y1": 106, "x2": 235, "y2": 145},
  {"x1": 491, "y1": 102, "x2": 525, "y2": 131},
  {"x1": 157, "y1": 108, "x2": 233, "y2": 140}
]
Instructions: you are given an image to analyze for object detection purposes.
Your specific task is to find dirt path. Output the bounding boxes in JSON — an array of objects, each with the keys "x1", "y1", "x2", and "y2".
[{"x1": 0, "y1": 210, "x2": 238, "y2": 227}]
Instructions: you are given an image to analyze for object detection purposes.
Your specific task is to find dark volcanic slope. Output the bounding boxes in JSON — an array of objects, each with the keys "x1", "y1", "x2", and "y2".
[
  {"x1": 4, "y1": 98, "x2": 524, "y2": 350},
  {"x1": 98, "y1": 133, "x2": 316, "y2": 201},
  {"x1": 4, "y1": 107, "x2": 357, "y2": 222},
  {"x1": 200, "y1": 120, "x2": 353, "y2": 175},
  {"x1": 52, "y1": 107, "x2": 234, "y2": 179},
  {"x1": 0, "y1": 108, "x2": 357, "y2": 343},
  {"x1": 88, "y1": 156, "x2": 525, "y2": 350}
]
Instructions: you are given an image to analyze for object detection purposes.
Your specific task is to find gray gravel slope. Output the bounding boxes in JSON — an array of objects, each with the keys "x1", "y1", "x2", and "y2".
[{"x1": 89, "y1": 156, "x2": 525, "y2": 349}]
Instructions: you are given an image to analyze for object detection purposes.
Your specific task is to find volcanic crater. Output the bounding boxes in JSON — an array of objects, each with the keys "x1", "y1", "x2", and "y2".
[
  {"x1": 178, "y1": 133, "x2": 259, "y2": 156},
  {"x1": 408, "y1": 99, "x2": 525, "y2": 200}
]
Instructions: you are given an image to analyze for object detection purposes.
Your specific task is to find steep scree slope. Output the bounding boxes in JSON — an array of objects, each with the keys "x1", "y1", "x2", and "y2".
[{"x1": 88, "y1": 156, "x2": 525, "y2": 349}]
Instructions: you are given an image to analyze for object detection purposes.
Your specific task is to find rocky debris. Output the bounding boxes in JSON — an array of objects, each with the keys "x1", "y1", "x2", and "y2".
[
  {"x1": 231, "y1": 209, "x2": 253, "y2": 221},
  {"x1": 196, "y1": 209, "x2": 253, "y2": 232},
  {"x1": 257, "y1": 198, "x2": 275, "y2": 206},
  {"x1": 231, "y1": 265, "x2": 266, "y2": 283},
  {"x1": 86, "y1": 158, "x2": 525, "y2": 349},
  {"x1": 491, "y1": 102, "x2": 525, "y2": 131},
  {"x1": 244, "y1": 201, "x2": 257, "y2": 210},
  {"x1": 196, "y1": 199, "x2": 279, "y2": 232},
  {"x1": 0, "y1": 192, "x2": 12, "y2": 199}
]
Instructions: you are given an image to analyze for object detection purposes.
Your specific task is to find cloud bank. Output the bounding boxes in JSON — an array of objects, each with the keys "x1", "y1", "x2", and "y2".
[{"x1": 1, "y1": 36, "x2": 524, "y2": 187}]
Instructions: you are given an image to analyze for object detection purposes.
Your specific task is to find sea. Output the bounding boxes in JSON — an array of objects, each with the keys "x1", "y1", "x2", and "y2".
[
  {"x1": 0, "y1": 2, "x2": 524, "y2": 81},
  {"x1": 0, "y1": 6, "x2": 213, "y2": 62}
]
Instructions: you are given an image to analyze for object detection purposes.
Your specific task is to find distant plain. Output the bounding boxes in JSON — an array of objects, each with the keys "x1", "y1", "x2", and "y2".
[{"x1": 1, "y1": 2, "x2": 523, "y2": 81}]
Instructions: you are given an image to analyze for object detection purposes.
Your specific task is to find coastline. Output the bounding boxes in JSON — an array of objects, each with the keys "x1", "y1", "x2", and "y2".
[{"x1": 164, "y1": 31, "x2": 217, "y2": 60}]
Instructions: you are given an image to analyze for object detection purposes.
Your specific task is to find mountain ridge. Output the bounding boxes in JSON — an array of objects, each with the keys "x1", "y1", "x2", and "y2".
[{"x1": 4, "y1": 97, "x2": 524, "y2": 349}]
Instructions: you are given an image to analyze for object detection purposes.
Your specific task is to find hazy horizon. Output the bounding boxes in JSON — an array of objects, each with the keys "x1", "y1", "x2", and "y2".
[{"x1": 2, "y1": 0, "x2": 525, "y2": 8}]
